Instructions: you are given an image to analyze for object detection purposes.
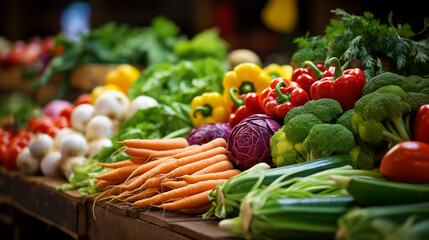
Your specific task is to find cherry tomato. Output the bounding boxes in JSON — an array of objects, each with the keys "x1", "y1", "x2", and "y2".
[
  {"x1": 0, "y1": 144, "x2": 7, "y2": 165},
  {"x1": 54, "y1": 115, "x2": 71, "y2": 129},
  {"x1": 75, "y1": 93, "x2": 91, "y2": 105},
  {"x1": 380, "y1": 141, "x2": 429, "y2": 184},
  {"x1": 4, "y1": 143, "x2": 22, "y2": 170},
  {"x1": 58, "y1": 106, "x2": 74, "y2": 121}
]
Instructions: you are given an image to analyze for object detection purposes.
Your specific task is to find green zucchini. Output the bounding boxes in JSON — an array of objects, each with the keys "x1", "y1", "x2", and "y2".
[
  {"x1": 331, "y1": 175, "x2": 429, "y2": 206},
  {"x1": 220, "y1": 196, "x2": 355, "y2": 240},
  {"x1": 206, "y1": 155, "x2": 350, "y2": 218}
]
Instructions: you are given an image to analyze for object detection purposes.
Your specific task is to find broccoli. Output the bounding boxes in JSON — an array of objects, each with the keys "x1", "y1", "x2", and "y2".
[
  {"x1": 349, "y1": 137, "x2": 388, "y2": 170},
  {"x1": 362, "y1": 72, "x2": 417, "y2": 95},
  {"x1": 336, "y1": 109, "x2": 355, "y2": 132},
  {"x1": 352, "y1": 92, "x2": 413, "y2": 146},
  {"x1": 284, "y1": 98, "x2": 343, "y2": 124},
  {"x1": 374, "y1": 85, "x2": 406, "y2": 97},
  {"x1": 284, "y1": 113, "x2": 323, "y2": 144},
  {"x1": 303, "y1": 124, "x2": 355, "y2": 160},
  {"x1": 270, "y1": 127, "x2": 304, "y2": 167}
]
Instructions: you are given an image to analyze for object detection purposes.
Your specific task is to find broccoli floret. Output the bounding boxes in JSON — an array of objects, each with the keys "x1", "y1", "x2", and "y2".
[
  {"x1": 336, "y1": 109, "x2": 355, "y2": 132},
  {"x1": 407, "y1": 75, "x2": 429, "y2": 92},
  {"x1": 270, "y1": 128, "x2": 304, "y2": 167},
  {"x1": 362, "y1": 72, "x2": 417, "y2": 95},
  {"x1": 374, "y1": 85, "x2": 406, "y2": 97},
  {"x1": 349, "y1": 137, "x2": 388, "y2": 170},
  {"x1": 303, "y1": 124, "x2": 355, "y2": 160},
  {"x1": 284, "y1": 98, "x2": 343, "y2": 124},
  {"x1": 352, "y1": 92, "x2": 412, "y2": 146},
  {"x1": 284, "y1": 114, "x2": 323, "y2": 144},
  {"x1": 401, "y1": 92, "x2": 429, "y2": 112}
]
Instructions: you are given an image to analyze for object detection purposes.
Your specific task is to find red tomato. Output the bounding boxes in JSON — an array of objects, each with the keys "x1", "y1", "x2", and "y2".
[
  {"x1": 54, "y1": 115, "x2": 70, "y2": 129},
  {"x1": 4, "y1": 143, "x2": 22, "y2": 170},
  {"x1": 29, "y1": 115, "x2": 55, "y2": 134},
  {"x1": 380, "y1": 141, "x2": 429, "y2": 184},
  {"x1": 0, "y1": 144, "x2": 7, "y2": 165},
  {"x1": 75, "y1": 93, "x2": 91, "y2": 105},
  {"x1": 58, "y1": 106, "x2": 74, "y2": 121},
  {"x1": 414, "y1": 104, "x2": 429, "y2": 144}
]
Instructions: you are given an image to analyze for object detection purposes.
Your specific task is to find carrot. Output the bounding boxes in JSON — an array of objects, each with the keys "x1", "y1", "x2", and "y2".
[
  {"x1": 125, "y1": 146, "x2": 227, "y2": 192},
  {"x1": 125, "y1": 157, "x2": 177, "y2": 185},
  {"x1": 133, "y1": 179, "x2": 226, "y2": 208},
  {"x1": 164, "y1": 154, "x2": 229, "y2": 178},
  {"x1": 158, "y1": 189, "x2": 213, "y2": 211},
  {"x1": 193, "y1": 160, "x2": 234, "y2": 175},
  {"x1": 180, "y1": 204, "x2": 212, "y2": 215},
  {"x1": 93, "y1": 164, "x2": 139, "y2": 182},
  {"x1": 96, "y1": 179, "x2": 113, "y2": 191},
  {"x1": 124, "y1": 187, "x2": 161, "y2": 203},
  {"x1": 122, "y1": 137, "x2": 189, "y2": 150},
  {"x1": 161, "y1": 179, "x2": 188, "y2": 191},
  {"x1": 97, "y1": 159, "x2": 136, "y2": 169},
  {"x1": 129, "y1": 156, "x2": 151, "y2": 164},
  {"x1": 181, "y1": 169, "x2": 242, "y2": 184},
  {"x1": 139, "y1": 175, "x2": 166, "y2": 189}
]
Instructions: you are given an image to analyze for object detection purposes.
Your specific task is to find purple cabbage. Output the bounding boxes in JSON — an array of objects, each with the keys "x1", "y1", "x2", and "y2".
[
  {"x1": 227, "y1": 114, "x2": 281, "y2": 170},
  {"x1": 187, "y1": 122, "x2": 232, "y2": 145}
]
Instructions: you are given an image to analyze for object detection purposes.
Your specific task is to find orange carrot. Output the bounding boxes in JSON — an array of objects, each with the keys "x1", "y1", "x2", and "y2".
[
  {"x1": 122, "y1": 137, "x2": 189, "y2": 150},
  {"x1": 125, "y1": 157, "x2": 177, "y2": 183},
  {"x1": 124, "y1": 187, "x2": 161, "y2": 203},
  {"x1": 129, "y1": 156, "x2": 151, "y2": 164},
  {"x1": 161, "y1": 179, "x2": 188, "y2": 191},
  {"x1": 97, "y1": 159, "x2": 136, "y2": 169},
  {"x1": 124, "y1": 144, "x2": 200, "y2": 160},
  {"x1": 164, "y1": 154, "x2": 229, "y2": 178},
  {"x1": 181, "y1": 169, "x2": 241, "y2": 184},
  {"x1": 158, "y1": 189, "x2": 213, "y2": 211},
  {"x1": 94, "y1": 164, "x2": 139, "y2": 183},
  {"x1": 133, "y1": 179, "x2": 226, "y2": 208},
  {"x1": 139, "y1": 175, "x2": 166, "y2": 189},
  {"x1": 180, "y1": 204, "x2": 212, "y2": 215},
  {"x1": 96, "y1": 179, "x2": 113, "y2": 191},
  {"x1": 193, "y1": 160, "x2": 234, "y2": 175},
  {"x1": 125, "y1": 146, "x2": 227, "y2": 192}
]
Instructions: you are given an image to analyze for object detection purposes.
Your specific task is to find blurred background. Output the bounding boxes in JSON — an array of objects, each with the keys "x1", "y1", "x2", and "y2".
[{"x1": 0, "y1": 0, "x2": 426, "y2": 64}]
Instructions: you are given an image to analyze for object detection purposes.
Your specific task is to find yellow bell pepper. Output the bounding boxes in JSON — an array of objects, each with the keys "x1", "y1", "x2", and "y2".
[
  {"x1": 105, "y1": 64, "x2": 140, "y2": 95},
  {"x1": 190, "y1": 92, "x2": 229, "y2": 128},
  {"x1": 261, "y1": 0, "x2": 298, "y2": 33},
  {"x1": 90, "y1": 83, "x2": 124, "y2": 104},
  {"x1": 222, "y1": 63, "x2": 271, "y2": 109},
  {"x1": 264, "y1": 63, "x2": 294, "y2": 81}
]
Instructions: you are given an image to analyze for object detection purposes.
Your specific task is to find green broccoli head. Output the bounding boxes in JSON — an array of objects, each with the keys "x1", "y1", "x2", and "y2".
[
  {"x1": 401, "y1": 92, "x2": 429, "y2": 112},
  {"x1": 303, "y1": 123, "x2": 355, "y2": 160},
  {"x1": 355, "y1": 92, "x2": 409, "y2": 122},
  {"x1": 284, "y1": 113, "x2": 323, "y2": 144},
  {"x1": 362, "y1": 72, "x2": 417, "y2": 95},
  {"x1": 270, "y1": 128, "x2": 304, "y2": 167},
  {"x1": 407, "y1": 75, "x2": 429, "y2": 92},
  {"x1": 284, "y1": 98, "x2": 343, "y2": 124},
  {"x1": 374, "y1": 85, "x2": 406, "y2": 97},
  {"x1": 357, "y1": 119, "x2": 385, "y2": 145},
  {"x1": 336, "y1": 109, "x2": 355, "y2": 133}
]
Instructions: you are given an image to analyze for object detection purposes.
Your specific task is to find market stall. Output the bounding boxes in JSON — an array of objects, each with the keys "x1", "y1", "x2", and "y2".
[{"x1": 1, "y1": 2, "x2": 429, "y2": 240}]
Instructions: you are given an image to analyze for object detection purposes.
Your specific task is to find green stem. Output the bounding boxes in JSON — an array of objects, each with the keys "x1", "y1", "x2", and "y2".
[
  {"x1": 324, "y1": 57, "x2": 344, "y2": 81},
  {"x1": 230, "y1": 88, "x2": 244, "y2": 107},
  {"x1": 302, "y1": 61, "x2": 323, "y2": 79},
  {"x1": 193, "y1": 105, "x2": 213, "y2": 118},
  {"x1": 391, "y1": 116, "x2": 411, "y2": 141},
  {"x1": 239, "y1": 81, "x2": 255, "y2": 95},
  {"x1": 275, "y1": 81, "x2": 291, "y2": 104}
]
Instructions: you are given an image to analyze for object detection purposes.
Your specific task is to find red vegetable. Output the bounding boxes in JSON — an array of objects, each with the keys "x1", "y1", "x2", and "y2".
[
  {"x1": 291, "y1": 61, "x2": 324, "y2": 96},
  {"x1": 260, "y1": 79, "x2": 309, "y2": 120},
  {"x1": 75, "y1": 93, "x2": 91, "y2": 106},
  {"x1": 380, "y1": 141, "x2": 429, "y2": 184},
  {"x1": 228, "y1": 88, "x2": 264, "y2": 127},
  {"x1": 414, "y1": 104, "x2": 429, "y2": 144},
  {"x1": 310, "y1": 57, "x2": 366, "y2": 111}
]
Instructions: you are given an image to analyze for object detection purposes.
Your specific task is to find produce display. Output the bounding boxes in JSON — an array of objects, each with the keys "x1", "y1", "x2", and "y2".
[{"x1": 1, "y1": 9, "x2": 429, "y2": 240}]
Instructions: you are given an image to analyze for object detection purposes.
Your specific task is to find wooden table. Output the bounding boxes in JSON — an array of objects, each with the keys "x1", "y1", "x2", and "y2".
[{"x1": 0, "y1": 166, "x2": 239, "y2": 240}]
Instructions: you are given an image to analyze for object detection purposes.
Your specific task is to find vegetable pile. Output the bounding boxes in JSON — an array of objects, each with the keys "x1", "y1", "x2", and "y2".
[{"x1": 1, "y1": 9, "x2": 429, "y2": 240}]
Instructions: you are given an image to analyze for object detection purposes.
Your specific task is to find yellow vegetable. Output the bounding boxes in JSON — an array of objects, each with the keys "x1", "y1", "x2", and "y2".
[
  {"x1": 261, "y1": 0, "x2": 298, "y2": 33},
  {"x1": 264, "y1": 63, "x2": 294, "y2": 81},
  {"x1": 190, "y1": 92, "x2": 229, "y2": 128},
  {"x1": 105, "y1": 64, "x2": 140, "y2": 95},
  {"x1": 222, "y1": 63, "x2": 271, "y2": 109},
  {"x1": 90, "y1": 84, "x2": 124, "y2": 104}
]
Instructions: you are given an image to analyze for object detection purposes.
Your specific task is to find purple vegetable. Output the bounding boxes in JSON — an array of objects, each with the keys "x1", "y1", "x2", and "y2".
[
  {"x1": 187, "y1": 122, "x2": 232, "y2": 145},
  {"x1": 227, "y1": 114, "x2": 281, "y2": 170}
]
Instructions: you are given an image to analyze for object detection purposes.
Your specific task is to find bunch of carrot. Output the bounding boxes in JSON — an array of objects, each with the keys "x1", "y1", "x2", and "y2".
[{"x1": 93, "y1": 137, "x2": 241, "y2": 214}]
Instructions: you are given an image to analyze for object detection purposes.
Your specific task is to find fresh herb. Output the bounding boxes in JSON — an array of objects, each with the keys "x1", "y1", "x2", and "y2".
[{"x1": 291, "y1": 33, "x2": 329, "y2": 64}]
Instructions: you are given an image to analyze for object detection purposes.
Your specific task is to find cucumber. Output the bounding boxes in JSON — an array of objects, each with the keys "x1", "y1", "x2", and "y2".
[
  {"x1": 332, "y1": 175, "x2": 429, "y2": 206},
  {"x1": 210, "y1": 155, "x2": 351, "y2": 218}
]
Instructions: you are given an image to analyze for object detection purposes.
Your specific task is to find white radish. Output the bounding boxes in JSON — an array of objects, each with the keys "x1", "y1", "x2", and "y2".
[
  {"x1": 88, "y1": 138, "x2": 113, "y2": 157},
  {"x1": 61, "y1": 156, "x2": 86, "y2": 179},
  {"x1": 125, "y1": 95, "x2": 158, "y2": 119},
  {"x1": 28, "y1": 133, "x2": 54, "y2": 159},
  {"x1": 71, "y1": 103, "x2": 94, "y2": 132},
  {"x1": 54, "y1": 128, "x2": 79, "y2": 149},
  {"x1": 85, "y1": 115, "x2": 114, "y2": 141},
  {"x1": 17, "y1": 147, "x2": 40, "y2": 175},
  {"x1": 40, "y1": 151, "x2": 62, "y2": 177},
  {"x1": 93, "y1": 90, "x2": 129, "y2": 121},
  {"x1": 59, "y1": 133, "x2": 88, "y2": 158}
]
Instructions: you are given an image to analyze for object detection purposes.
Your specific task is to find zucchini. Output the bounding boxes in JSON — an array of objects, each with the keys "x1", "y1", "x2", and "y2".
[
  {"x1": 206, "y1": 155, "x2": 350, "y2": 218},
  {"x1": 331, "y1": 175, "x2": 429, "y2": 206},
  {"x1": 220, "y1": 196, "x2": 355, "y2": 240}
]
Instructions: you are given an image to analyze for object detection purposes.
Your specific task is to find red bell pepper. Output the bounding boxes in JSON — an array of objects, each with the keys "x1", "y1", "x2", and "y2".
[
  {"x1": 310, "y1": 57, "x2": 366, "y2": 111},
  {"x1": 291, "y1": 61, "x2": 325, "y2": 96},
  {"x1": 229, "y1": 88, "x2": 264, "y2": 127},
  {"x1": 414, "y1": 104, "x2": 429, "y2": 144},
  {"x1": 260, "y1": 81, "x2": 309, "y2": 120},
  {"x1": 259, "y1": 77, "x2": 300, "y2": 105}
]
